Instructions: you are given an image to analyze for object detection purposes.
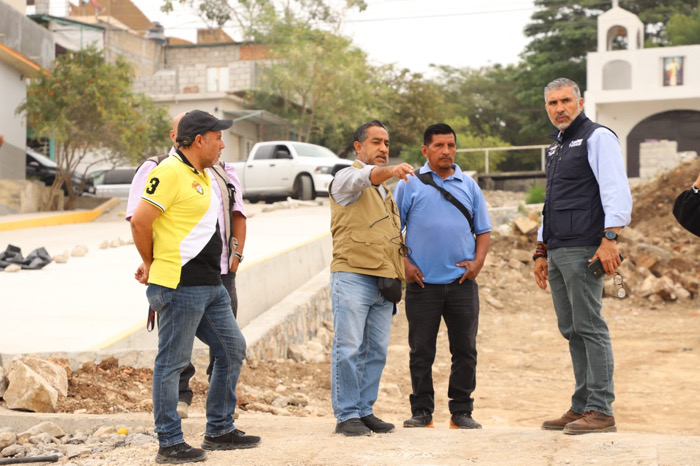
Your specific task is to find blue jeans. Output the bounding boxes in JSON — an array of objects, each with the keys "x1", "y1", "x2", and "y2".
[
  {"x1": 330, "y1": 272, "x2": 393, "y2": 422},
  {"x1": 147, "y1": 284, "x2": 246, "y2": 447},
  {"x1": 548, "y1": 246, "x2": 615, "y2": 416}
]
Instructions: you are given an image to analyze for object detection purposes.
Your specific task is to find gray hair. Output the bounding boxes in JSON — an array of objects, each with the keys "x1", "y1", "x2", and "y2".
[
  {"x1": 354, "y1": 120, "x2": 388, "y2": 144},
  {"x1": 544, "y1": 78, "x2": 581, "y2": 101}
]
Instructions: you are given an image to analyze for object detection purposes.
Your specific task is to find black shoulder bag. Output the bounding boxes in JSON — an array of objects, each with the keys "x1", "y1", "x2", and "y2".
[{"x1": 416, "y1": 173, "x2": 475, "y2": 235}]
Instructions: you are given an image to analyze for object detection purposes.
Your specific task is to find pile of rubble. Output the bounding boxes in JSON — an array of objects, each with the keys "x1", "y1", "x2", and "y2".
[
  {"x1": 0, "y1": 421, "x2": 156, "y2": 463},
  {"x1": 495, "y1": 157, "x2": 700, "y2": 303}
]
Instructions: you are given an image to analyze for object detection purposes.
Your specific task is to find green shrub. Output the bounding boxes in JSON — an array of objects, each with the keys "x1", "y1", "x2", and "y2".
[{"x1": 525, "y1": 185, "x2": 545, "y2": 204}]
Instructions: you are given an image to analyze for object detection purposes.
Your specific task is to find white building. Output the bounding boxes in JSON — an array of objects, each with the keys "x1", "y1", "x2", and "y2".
[
  {"x1": 585, "y1": 2, "x2": 700, "y2": 177},
  {"x1": 0, "y1": 0, "x2": 53, "y2": 181}
]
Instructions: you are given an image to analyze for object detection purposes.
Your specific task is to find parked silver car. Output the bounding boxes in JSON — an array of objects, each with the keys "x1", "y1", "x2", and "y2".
[{"x1": 89, "y1": 167, "x2": 137, "y2": 199}]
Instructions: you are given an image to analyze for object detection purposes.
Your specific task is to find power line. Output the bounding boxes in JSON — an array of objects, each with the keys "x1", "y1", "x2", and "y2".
[{"x1": 343, "y1": 7, "x2": 536, "y2": 24}]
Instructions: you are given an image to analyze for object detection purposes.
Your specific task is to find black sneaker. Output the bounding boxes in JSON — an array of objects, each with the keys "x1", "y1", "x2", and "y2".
[
  {"x1": 335, "y1": 418, "x2": 371, "y2": 436},
  {"x1": 155, "y1": 442, "x2": 207, "y2": 464},
  {"x1": 201, "y1": 429, "x2": 261, "y2": 450},
  {"x1": 360, "y1": 414, "x2": 395, "y2": 433},
  {"x1": 450, "y1": 412, "x2": 482, "y2": 429},
  {"x1": 403, "y1": 410, "x2": 434, "y2": 428}
]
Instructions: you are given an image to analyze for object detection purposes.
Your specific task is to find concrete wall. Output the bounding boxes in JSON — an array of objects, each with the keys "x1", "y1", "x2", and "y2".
[
  {"x1": 0, "y1": 2, "x2": 55, "y2": 71},
  {"x1": 0, "y1": 180, "x2": 52, "y2": 215},
  {"x1": 134, "y1": 44, "x2": 261, "y2": 96},
  {"x1": 0, "y1": 60, "x2": 26, "y2": 182},
  {"x1": 105, "y1": 29, "x2": 164, "y2": 78},
  {"x1": 98, "y1": 234, "x2": 332, "y2": 364},
  {"x1": 235, "y1": 234, "x2": 332, "y2": 329},
  {"x1": 638, "y1": 140, "x2": 697, "y2": 181}
]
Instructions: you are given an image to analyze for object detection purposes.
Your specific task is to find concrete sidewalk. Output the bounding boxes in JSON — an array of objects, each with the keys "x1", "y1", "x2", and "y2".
[{"x1": 0, "y1": 198, "x2": 332, "y2": 356}]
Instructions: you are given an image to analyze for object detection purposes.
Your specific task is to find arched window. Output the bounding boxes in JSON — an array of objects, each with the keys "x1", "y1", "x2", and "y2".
[
  {"x1": 607, "y1": 25, "x2": 628, "y2": 50},
  {"x1": 603, "y1": 60, "x2": 632, "y2": 90}
]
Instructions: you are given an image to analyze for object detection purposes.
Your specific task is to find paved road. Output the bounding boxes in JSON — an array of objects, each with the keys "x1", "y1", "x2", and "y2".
[{"x1": 0, "y1": 199, "x2": 331, "y2": 355}]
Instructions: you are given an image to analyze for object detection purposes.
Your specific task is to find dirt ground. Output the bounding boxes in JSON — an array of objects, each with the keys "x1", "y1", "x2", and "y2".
[{"x1": 9, "y1": 160, "x2": 700, "y2": 464}]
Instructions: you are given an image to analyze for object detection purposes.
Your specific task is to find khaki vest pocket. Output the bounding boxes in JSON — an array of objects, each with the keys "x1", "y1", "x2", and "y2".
[{"x1": 347, "y1": 231, "x2": 384, "y2": 270}]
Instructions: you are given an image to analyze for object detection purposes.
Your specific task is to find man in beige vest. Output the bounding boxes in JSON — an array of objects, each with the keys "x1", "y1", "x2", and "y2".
[{"x1": 329, "y1": 120, "x2": 414, "y2": 436}]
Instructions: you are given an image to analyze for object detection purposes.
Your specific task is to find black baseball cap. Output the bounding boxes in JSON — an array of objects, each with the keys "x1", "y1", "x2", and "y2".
[{"x1": 176, "y1": 110, "x2": 233, "y2": 146}]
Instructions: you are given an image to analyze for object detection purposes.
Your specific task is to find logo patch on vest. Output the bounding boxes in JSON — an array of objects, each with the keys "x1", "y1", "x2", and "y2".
[
  {"x1": 192, "y1": 181, "x2": 204, "y2": 195},
  {"x1": 569, "y1": 139, "x2": 583, "y2": 147}
]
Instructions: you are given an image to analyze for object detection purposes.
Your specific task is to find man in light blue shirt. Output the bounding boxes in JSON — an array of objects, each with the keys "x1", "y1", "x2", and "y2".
[{"x1": 394, "y1": 123, "x2": 491, "y2": 430}]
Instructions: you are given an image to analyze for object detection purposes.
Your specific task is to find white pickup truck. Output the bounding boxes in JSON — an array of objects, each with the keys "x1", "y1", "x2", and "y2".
[{"x1": 232, "y1": 141, "x2": 352, "y2": 202}]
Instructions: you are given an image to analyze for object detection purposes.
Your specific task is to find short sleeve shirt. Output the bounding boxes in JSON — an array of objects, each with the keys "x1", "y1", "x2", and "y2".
[
  {"x1": 394, "y1": 163, "x2": 492, "y2": 284},
  {"x1": 142, "y1": 152, "x2": 222, "y2": 289}
]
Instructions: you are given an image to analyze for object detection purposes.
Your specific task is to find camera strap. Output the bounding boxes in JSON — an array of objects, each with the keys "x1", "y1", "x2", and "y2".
[{"x1": 416, "y1": 173, "x2": 475, "y2": 235}]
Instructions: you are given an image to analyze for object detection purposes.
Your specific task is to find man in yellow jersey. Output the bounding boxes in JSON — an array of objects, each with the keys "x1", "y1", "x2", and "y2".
[{"x1": 131, "y1": 110, "x2": 260, "y2": 464}]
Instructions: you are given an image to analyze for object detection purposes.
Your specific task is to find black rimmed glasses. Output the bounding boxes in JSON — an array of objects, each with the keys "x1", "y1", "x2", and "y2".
[{"x1": 614, "y1": 272, "x2": 626, "y2": 299}]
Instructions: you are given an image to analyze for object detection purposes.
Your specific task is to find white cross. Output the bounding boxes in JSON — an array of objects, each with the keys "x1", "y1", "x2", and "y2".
[{"x1": 612, "y1": 0, "x2": 619, "y2": 7}]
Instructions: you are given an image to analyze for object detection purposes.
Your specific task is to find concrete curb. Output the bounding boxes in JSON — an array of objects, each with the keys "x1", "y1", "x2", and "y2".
[{"x1": 0, "y1": 198, "x2": 121, "y2": 232}]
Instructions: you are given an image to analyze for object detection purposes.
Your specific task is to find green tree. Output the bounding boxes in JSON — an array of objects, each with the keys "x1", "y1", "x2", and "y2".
[
  {"x1": 666, "y1": 1, "x2": 700, "y2": 45},
  {"x1": 18, "y1": 47, "x2": 171, "y2": 209},
  {"x1": 434, "y1": 64, "x2": 530, "y2": 146},
  {"x1": 160, "y1": 0, "x2": 366, "y2": 37},
  {"x1": 251, "y1": 25, "x2": 378, "y2": 153},
  {"x1": 375, "y1": 67, "x2": 447, "y2": 159}
]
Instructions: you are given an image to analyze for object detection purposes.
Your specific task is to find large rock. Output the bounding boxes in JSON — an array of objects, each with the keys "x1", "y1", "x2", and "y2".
[
  {"x1": 17, "y1": 357, "x2": 68, "y2": 397},
  {"x1": 632, "y1": 243, "x2": 671, "y2": 271},
  {"x1": 512, "y1": 249, "x2": 532, "y2": 264},
  {"x1": 638, "y1": 275, "x2": 659, "y2": 298},
  {"x1": 0, "y1": 432, "x2": 16, "y2": 450},
  {"x1": 19, "y1": 421, "x2": 65, "y2": 439},
  {"x1": 4, "y1": 361, "x2": 59, "y2": 413},
  {"x1": 512, "y1": 217, "x2": 539, "y2": 235},
  {"x1": 656, "y1": 276, "x2": 678, "y2": 301}
]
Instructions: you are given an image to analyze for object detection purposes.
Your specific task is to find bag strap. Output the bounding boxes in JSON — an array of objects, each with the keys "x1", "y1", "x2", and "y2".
[
  {"x1": 416, "y1": 172, "x2": 475, "y2": 235},
  {"x1": 209, "y1": 162, "x2": 239, "y2": 269}
]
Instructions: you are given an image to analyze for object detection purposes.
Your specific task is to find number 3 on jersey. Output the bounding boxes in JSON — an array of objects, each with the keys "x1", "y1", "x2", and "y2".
[{"x1": 146, "y1": 177, "x2": 160, "y2": 194}]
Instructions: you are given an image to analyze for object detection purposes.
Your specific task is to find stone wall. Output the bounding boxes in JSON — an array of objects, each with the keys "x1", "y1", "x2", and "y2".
[
  {"x1": 639, "y1": 140, "x2": 697, "y2": 180},
  {"x1": 0, "y1": 180, "x2": 59, "y2": 215},
  {"x1": 133, "y1": 44, "x2": 266, "y2": 95}
]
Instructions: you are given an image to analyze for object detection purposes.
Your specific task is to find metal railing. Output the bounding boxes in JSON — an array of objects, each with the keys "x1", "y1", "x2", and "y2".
[{"x1": 456, "y1": 145, "x2": 550, "y2": 174}]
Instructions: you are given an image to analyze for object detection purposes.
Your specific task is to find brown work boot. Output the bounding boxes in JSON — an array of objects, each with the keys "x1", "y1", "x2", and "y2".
[
  {"x1": 541, "y1": 409, "x2": 583, "y2": 431},
  {"x1": 563, "y1": 410, "x2": 616, "y2": 435}
]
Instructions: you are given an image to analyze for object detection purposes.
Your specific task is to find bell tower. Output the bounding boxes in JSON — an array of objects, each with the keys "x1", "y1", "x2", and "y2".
[{"x1": 597, "y1": 0, "x2": 644, "y2": 52}]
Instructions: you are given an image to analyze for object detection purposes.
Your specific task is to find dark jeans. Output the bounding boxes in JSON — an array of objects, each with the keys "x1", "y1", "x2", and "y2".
[
  {"x1": 177, "y1": 272, "x2": 238, "y2": 404},
  {"x1": 148, "y1": 283, "x2": 246, "y2": 446},
  {"x1": 405, "y1": 278, "x2": 479, "y2": 415}
]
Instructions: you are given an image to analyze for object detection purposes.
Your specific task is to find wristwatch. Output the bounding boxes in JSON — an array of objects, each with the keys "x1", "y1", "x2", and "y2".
[
  {"x1": 234, "y1": 252, "x2": 244, "y2": 263},
  {"x1": 692, "y1": 184, "x2": 699, "y2": 194},
  {"x1": 603, "y1": 230, "x2": 618, "y2": 241}
]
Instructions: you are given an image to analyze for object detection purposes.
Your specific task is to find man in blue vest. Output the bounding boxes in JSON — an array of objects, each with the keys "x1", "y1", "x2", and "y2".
[{"x1": 533, "y1": 78, "x2": 632, "y2": 435}]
